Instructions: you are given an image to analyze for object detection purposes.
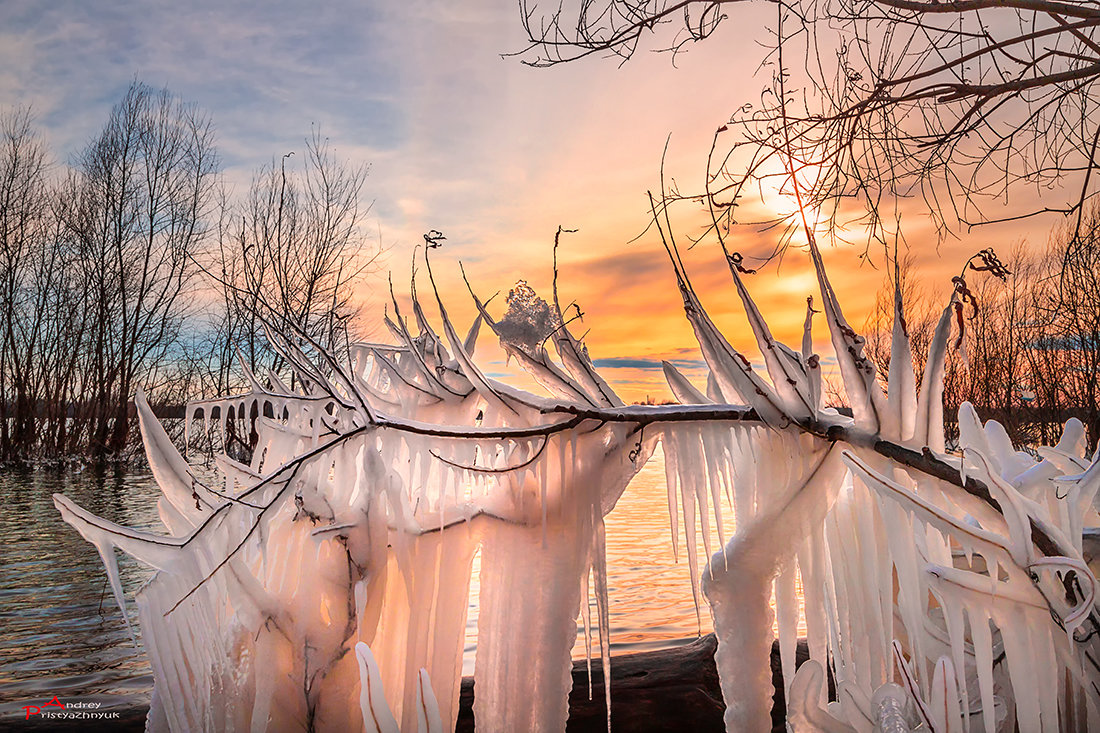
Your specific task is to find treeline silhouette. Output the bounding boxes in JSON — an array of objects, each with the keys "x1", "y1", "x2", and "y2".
[
  {"x1": 0, "y1": 82, "x2": 375, "y2": 463},
  {"x1": 4, "y1": 83, "x2": 1100, "y2": 463},
  {"x1": 863, "y1": 231, "x2": 1100, "y2": 454}
]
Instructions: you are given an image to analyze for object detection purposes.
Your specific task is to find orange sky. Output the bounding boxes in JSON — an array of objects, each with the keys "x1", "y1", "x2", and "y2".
[
  {"x1": 375, "y1": 189, "x2": 1060, "y2": 404},
  {"x1": 2, "y1": 0, "x2": 1071, "y2": 404},
  {"x1": 340, "y1": 4, "x2": 1069, "y2": 404},
  {"x1": 360, "y1": 4, "x2": 1068, "y2": 402}
]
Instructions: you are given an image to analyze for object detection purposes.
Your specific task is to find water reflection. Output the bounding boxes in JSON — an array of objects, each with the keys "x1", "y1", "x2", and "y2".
[{"x1": 0, "y1": 467, "x2": 158, "y2": 717}]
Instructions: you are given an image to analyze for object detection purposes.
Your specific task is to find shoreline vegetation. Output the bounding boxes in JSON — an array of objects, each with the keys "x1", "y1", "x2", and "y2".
[
  {"x1": 0, "y1": 83, "x2": 374, "y2": 465},
  {"x1": 5, "y1": 82, "x2": 1100, "y2": 469}
]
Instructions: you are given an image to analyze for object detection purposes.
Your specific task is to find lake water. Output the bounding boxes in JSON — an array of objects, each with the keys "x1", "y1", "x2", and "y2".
[
  {"x1": 0, "y1": 467, "x2": 161, "y2": 720},
  {"x1": 1, "y1": 447, "x2": 797, "y2": 717}
]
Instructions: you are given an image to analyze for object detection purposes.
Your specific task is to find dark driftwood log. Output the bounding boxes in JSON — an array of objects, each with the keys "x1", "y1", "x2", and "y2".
[
  {"x1": 455, "y1": 634, "x2": 813, "y2": 733},
  {"x1": 29, "y1": 635, "x2": 811, "y2": 732}
]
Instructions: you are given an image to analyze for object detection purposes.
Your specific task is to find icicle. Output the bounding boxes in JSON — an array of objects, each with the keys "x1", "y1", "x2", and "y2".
[
  {"x1": 415, "y1": 668, "x2": 444, "y2": 733},
  {"x1": 679, "y1": 290, "x2": 787, "y2": 426},
  {"x1": 677, "y1": 434, "x2": 705, "y2": 632},
  {"x1": 136, "y1": 389, "x2": 217, "y2": 523},
  {"x1": 999, "y1": 607, "x2": 1042, "y2": 731},
  {"x1": 775, "y1": 562, "x2": 799, "y2": 704},
  {"x1": 663, "y1": 435, "x2": 681, "y2": 563},
  {"x1": 806, "y1": 237, "x2": 890, "y2": 434},
  {"x1": 551, "y1": 320, "x2": 623, "y2": 409},
  {"x1": 725, "y1": 260, "x2": 814, "y2": 419},
  {"x1": 53, "y1": 495, "x2": 183, "y2": 572},
  {"x1": 887, "y1": 279, "x2": 917, "y2": 442},
  {"x1": 940, "y1": 592, "x2": 969, "y2": 728},
  {"x1": 426, "y1": 255, "x2": 516, "y2": 416},
  {"x1": 357, "y1": 642, "x2": 400, "y2": 733},
  {"x1": 593, "y1": 516, "x2": 613, "y2": 733},
  {"x1": 580, "y1": 565, "x2": 594, "y2": 700},
  {"x1": 384, "y1": 281, "x2": 453, "y2": 399},
  {"x1": 968, "y1": 606, "x2": 998, "y2": 733},
  {"x1": 701, "y1": 429, "x2": 728, "y2": 556},
  {"x1": 915, "y1": 298, "x2": 956, "y2": 453},
  {"x1": 730, "y1": 430, "x2": 753, "y2": 524},
  {"x1": 797, "y1": 527, "x2": 829, "y2": 705},
  {"x1": 463, "y1": 313, "x2": 482, "y2": 355},
  {"x1": 706, "y1": 371, "x2": 726, "y2": 403}
]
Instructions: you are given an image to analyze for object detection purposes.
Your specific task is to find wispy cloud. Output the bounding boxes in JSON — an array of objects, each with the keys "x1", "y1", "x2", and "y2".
[
  {"x1": 1, "y1": 0, "x2": 1056, "y2": 405},
  {"x1": 592, "y1": 356, "x2": 707, "y2": 371}
]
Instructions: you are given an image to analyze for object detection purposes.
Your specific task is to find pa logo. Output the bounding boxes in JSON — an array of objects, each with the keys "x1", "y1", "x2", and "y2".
[{"x1": 22, "y1": 695, "x2": 65, "y2": 719}]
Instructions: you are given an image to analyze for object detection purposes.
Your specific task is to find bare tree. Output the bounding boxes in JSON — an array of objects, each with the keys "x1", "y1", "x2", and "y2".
[
  {"x1": 210, "y1": 130, "x2": 377, "y2": 389},
  {"x1": 0, "y1": 107, "x2": 51, "y2": 459},
  {"x1": 0, "y1": 88, "x2": 384, "y2": 462},
  {"x1": 60, "y1": 82, "x2": 218, "y2": 458},
  {"x1": 1029, "y1": 208, "x2": 1100, "y2": 449},
  {"x1": 520, "y1": 1, "x2": 1100, "y2": 251}
]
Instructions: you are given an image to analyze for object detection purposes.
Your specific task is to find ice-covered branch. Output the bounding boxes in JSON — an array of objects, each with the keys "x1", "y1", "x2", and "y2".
[{"x1": 55, "y1": 240, "x2": 1100, "y2": 733}]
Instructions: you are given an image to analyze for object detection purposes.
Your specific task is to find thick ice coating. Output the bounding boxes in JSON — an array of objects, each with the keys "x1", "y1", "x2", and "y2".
[{"x1": 57, "y1": 245, "x2": 1100, "y2": 732}]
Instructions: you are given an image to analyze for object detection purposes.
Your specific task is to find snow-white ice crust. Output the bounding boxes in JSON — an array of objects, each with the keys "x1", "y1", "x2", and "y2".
[{"x1": 57, "y1": 244, "x2": 1100, "y2": 732}]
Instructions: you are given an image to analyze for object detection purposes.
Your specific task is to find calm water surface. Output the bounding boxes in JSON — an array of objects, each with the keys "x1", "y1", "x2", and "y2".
[
  {"x1": 1, "y1": 448, "x2": 796, "y2": 716},
  {"x1": 1, "y1": 467, "x2": 161, "y2": 719}
]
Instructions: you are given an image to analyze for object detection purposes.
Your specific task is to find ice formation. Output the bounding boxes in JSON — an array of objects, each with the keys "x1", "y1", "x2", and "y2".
[{"x1": 56, "y1": 240, "x2": 1100, "y2": 732}]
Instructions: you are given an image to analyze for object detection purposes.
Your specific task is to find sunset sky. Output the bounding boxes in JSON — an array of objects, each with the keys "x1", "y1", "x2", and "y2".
[{"x1": 1, "y1": 0, "x2": 1067, "y2": 402}]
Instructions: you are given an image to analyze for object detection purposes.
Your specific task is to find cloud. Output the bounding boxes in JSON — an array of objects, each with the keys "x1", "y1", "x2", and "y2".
[
  {"x1": 0, "y1": 0, "x2": 404, "y2": 163},
  {"x1": 2, "y1": 0, "x2": 1061, "y2": 411},
  {"x1": 592, "y1": 356, "x2": 707, "y2": 371}
]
